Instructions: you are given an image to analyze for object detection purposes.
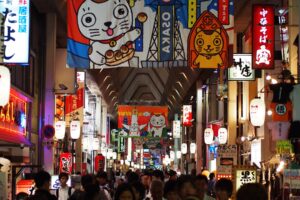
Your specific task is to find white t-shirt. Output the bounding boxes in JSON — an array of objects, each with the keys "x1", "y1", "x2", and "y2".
[
  {"x1": 290, "y1": 84, "x2": 300, "y2": 121},
  {"x1": 267, "y1": 122, "x2": 290, "y2": 141},
  {"x1": 53, "y1": 186, "x2": 74, "y2": 200}
]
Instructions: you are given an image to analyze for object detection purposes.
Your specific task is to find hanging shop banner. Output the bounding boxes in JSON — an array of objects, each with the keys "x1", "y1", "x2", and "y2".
[
  {"x1": 65, "y1": 72, "x2": 85, "y2": 126},
  {"x1": 188, "y1": 10, "x2": 230, "y2": 69},
  {"x1": 228, "y1": 54, "x2": 255, "y2": 81},
  {"x1": 0, "y1": 66, "x2": 10, "y2": 106},
  {"x1": 172, "y1": 120, "x2": 181, "y2": 139},
  {"x1": 250, "y1": 98, "x2": 266, "y2": 127},
  {"x1": 59, "y1": 153, "x2": 72, "y2": 174},
  {"x1": 278, "y1": 8, "x2": 289, "y2": 63},
  {"x1": 0, "y1": 0, "x2": 30, "y2": 64},
  {"x1": 232, "y1": 166, "x2": 257, "y2": 195},
  {"x1": 118, "y1": 105, "x2": 168, "y2": 137},
  {"x1": 217, "y1": 144, "x2": 237, "y2": 179},
  {"x1": 0, "y1": 88, "x2": 28, "y2": 136},
  {"x1": 283, "y1": 169, "x2": 300, "y2": 189},
  {"x1": 67, "y1": 0, "x2": 234, "y2": 69},
  {"x1": 252, "y1": 5, "x2": 275, "y2": 69},
  {"x1": 183, "y1": 105, "x2": 192, "y2": 127}
]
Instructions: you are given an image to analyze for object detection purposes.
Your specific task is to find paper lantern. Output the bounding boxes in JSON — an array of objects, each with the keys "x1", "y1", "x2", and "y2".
[
  {"x1": 183, "y1": 105, "x2": 192, "y2": 126},
  {"x1": 170, "y1": 151, "x2": 175, "y2": 160},
  {"x1": 218, "y1": 128, "x2": 228, "y2": 144},
  {"x1": 94, "y1": 154, "x2": 105, "y2": 173},
  {"x1": 55, "y1": 121, "x2": 66, "y2": 140},
  {"x1": 172, "y1": 120, "x2": 181, "y2": 138},
  {"x1": 70, "y1": 121, "x2": 81, "y2": 139},
  {"x1": 0, "y1": 66, "x2": 11, "y2": 106},
  {"x1": 181, "y1": 143, "x2": 187, "y2": 154},
  {"x1": 59, "y1": 153, "x2": 72, "y2": 174},
  {"x1": 204, "y1": 128, "x2": 214, "y2": 144},
  {"x1": 250, "y1": 98, "x2": 266, "y2": 127},
  {"x1": 190, "y1": 143, "x2": 196, "y2": 154},
  {"x1": 176, "y1": 151, "x2": 182, "y2": 159}
]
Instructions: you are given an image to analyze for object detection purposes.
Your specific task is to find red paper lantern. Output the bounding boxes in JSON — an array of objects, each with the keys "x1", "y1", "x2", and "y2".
[
  {"x1": 94, "y1": 154, "x2": 105, "y2": 173},
  {"x1": 59, "y1": 153, "x2": 72, "y2": 174}
]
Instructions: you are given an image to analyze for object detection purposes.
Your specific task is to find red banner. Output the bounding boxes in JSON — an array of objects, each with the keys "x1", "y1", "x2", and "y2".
[
  {"x1": 118, "y1": 105, "x2": 168, "y2": 137},
  {"x1": 94, "y1": 154, "x2": 105, "y2": 173},
  {"x1": 59, "y1": 153, "x2": 72, "y2": 174},
  {"x1": 218, "y1": 0, "x2": 229, "y2": 25},
  {"x1": 183, "y1": 105, "x2": 192, "y2": 127},
  {"x1": 252, "y1": 5, "x2": 274, "y2": 69}
]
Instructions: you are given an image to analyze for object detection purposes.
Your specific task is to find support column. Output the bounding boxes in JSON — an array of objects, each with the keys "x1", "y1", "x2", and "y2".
[
  {"x1": 43, "y1": 13, "x2": 56, "y2": 173},
  {"x1": 196, "y1": 80, "x2": 203, "y2": 173},
  {"x1": 227, "y1": 81, "x2": 237, "y2": 145}
]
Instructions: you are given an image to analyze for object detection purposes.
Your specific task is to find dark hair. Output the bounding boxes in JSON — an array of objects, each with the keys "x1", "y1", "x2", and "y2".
[
  {"x1": 97, "y1": 171, "x2": 108, "y2": 180},
  {"x1": 127, "y1": 172, "x2": 140, "y2": 184},
  {"x1": 209, "y1": 173, "x2": 215, "y2": 180},
  {"x1": 215, "y1": 178, "x2": 233, "y2": 197},
  {"x1": 59, "y1": 172, "x2": 69, "y2": 180},
  {"x1": 81, "y1": 174, "x2": 96, "y2": 190},
  {"x1": 131, "y1": 181, "x2": 146, "y2": 200},
  {"x1": 84, "y1": 183, "x2": 100, "y2": 199},
  {"x1": 153, "y1": 170, "x2": 164, "y2": 181},
  {"x1": 177, "y1": 175, "x2": 196, "y2": 189},
  {"x1": 114, "y1": 183, "x2": 135, "y2": 200},
  {"x1": 236, "y1": 183, "x2": 267, "y2": 200},
  {"x1": 34, "y1": 170, "x2": 51, "y2": 188},
  {"x1": 168, "y1": 170, "x2": 177, "y2": 177},
  {"x1": 16, "y1": 192, "x2": 28, "y2": 200},
  {"x1": 163, "y1": 180, "x2": 178, "y2": 198},
  {"x1": 195, "y1": 174, "x2": 208, "y2": 184}
]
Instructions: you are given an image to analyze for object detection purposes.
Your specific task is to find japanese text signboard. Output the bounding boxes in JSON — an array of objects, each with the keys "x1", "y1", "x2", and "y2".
[
  {"x1": 283, "y1": 169, "x2": 300, "y2": 189},
  {"x1": 0, "y1": 0, "x2": 30, "y2": 64},
  {"x1": 232, "y1": 166, "x2": 257, "y2": 195},
  {"x1": 183, "y1": 105, "x2": 192, "y2": 127},
  {"x1": 252, "y1": 5, "x2": 274, "y2": 69},
  {"x1": 228, "y1": 54, "x2": 255, "y2": 81},
  {"x1": 217, "y1": 144, "x2": 237, "y2": 179}
]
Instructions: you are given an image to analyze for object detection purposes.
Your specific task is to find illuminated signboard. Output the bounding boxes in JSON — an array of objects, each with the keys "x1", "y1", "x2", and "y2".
[
  {"x1": 252, "y1": 5, "x2": 274, "y2": 69},
  {"x1": 0, "y1": 0, "x2": 30, "y2": 64},
  {"x1": 0, "y1": 88, "x2": 27, "y2": 136},
  {"x1": 232, "y1": 166, "x2": 257, "y2": 195},
  {"x1": 183, "y1": 105, "x2": 192, "y2": 127},
  {"x1": 228, "y1": 54, "x2": 255, "y2": 81}
]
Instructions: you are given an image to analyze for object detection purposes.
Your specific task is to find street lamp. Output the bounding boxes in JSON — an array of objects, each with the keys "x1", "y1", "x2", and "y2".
[{"x1": 70, "y1": 121, "x2": 80, "y2": 174}]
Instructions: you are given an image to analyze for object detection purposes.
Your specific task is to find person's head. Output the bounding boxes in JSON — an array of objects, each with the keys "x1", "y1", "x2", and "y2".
[
  {"x1": 236, "y1": 183, "x2": 267, "y2": 200},
  {"x1": 131, "y1": 181, "x2": 146, "y2": 200},
  {"x1": 215, "y1": 178, "x2": 233, "y2": 200},
  {"x1": 140, "y1": 171, "x2": 152, "y2": 188},
  {"x1": 127, "y1": 172, "x2": 140, "y2": 184},
  {"x1": 81, "y1": 174, "x2": 96, "y2": 191},
  {"x1": 16, "y1": 192, "x2": 29, "y2": 200},
  {"x1": 168, "y1": 170, "x2": 177, "y2": 181},
  {"x1": 84, "y1": 183, "x2": 100, "y2": 199},
  {"x1": 153, "y1": 170, "x2": 164, "y2": 182},
  {"x1": 115, "y1": 183, "x2": 135, "y2": 200},
  {"x1": 209, "y1": 172, "x2": 215, "y2": 180},
  {"x1": 194, "y1": 174, "x2": 208, "y2": 195},
  {"x1": 164, "y1": 180, "x2": 179, "y2": 200},
  {"x1": 150, "y1": 180, "x2": 164, "y2": 200},
  {"x1": 34, "y1": 170, "x2": 51, "y2": 191},
  {"x1": 96, "y1": 171, "x2": 108, "y2": 186},
  {"x1": 177, "y1": 175, "x2": 197, "y2": 199},
  {"x1": 59, "y1": 172, "x2": 69, "y2": 187}
]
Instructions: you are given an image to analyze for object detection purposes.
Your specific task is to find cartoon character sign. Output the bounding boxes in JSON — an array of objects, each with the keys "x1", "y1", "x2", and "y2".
[
  {"x1": 188, "y1": 11, "x2": 229, "y2": 69},
  {"x1": 149, "y1": 114, "x2": 166, "y2": 137}
]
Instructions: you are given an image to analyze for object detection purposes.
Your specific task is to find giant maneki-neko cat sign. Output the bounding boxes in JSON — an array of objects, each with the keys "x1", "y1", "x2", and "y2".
[{"x1": 67, "y1": 0, "x2": 234, "y2": 69}]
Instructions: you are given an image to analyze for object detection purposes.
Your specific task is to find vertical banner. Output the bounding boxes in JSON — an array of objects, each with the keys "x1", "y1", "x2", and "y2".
[
  {"x1": 0, "y1": 0, "x2": 30, "y2": 64},
  {"x1": 218, "y1": 0, "x2": 229, "y2": 25},
  {"x1": 172, "y1": 120, "x2": 181, "y2": 138},
  {"x1": 183, "y1": 105, "x2": 192, "y2": 127},
  {"x1": 59, "y1": 153, "x2": 72, "y2": 174},
  {"x1": 252, "y1": 5, "x2": 275, "y2": 69},
  {"x1": 94, "y1": 154, "x2": 105, "y2": 173}
]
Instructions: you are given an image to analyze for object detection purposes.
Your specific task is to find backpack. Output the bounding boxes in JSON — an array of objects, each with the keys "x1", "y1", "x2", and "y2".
[{"x1": 56, "y1": 187, "x2": 72, "y2": 198}]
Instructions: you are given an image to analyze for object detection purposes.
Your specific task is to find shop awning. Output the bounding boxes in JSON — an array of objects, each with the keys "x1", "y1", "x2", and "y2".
[{"x1": 0, "y1": 131, "x2": 32, "y2": 146}]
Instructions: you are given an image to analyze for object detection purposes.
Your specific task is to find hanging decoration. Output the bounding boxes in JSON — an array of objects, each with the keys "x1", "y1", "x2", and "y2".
[
  {"x1": 218, "y1": 127, "x2": 228, "y2": 144},
  {"x1": 204, "y1": 128, "x2": 214, "y2": 145},
  {"x1": 0, "y1": 66, "x2": 10, "y2": 106},
  {"x1": 70, "y1": 121, "x2": 81, "y2": 139},
  {"x1": 55, "y1": 121, "x2": 66, "y2": 140},
  {"x1": 172, "y1": 120, "x2": 181, "y2": 139},
  {"x1": 181, "y1": 143, "x2": 187, "y2": 154},
  {"x1": 59, "y1": 152, "x2": 72, "y2": 174},
  {"x1": 190, "y1": 142, "x2": 196, "y2": 154},
  {"x1": 250, "y1": 98, "x2": 266, "y2": 127},
  {"x1": 183, "y1": 105, "x2": 192, "y2": 127}
]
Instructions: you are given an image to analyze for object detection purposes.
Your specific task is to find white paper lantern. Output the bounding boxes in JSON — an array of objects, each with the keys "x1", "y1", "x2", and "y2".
[
  {"x1": 92, "y1": 138, "x2": 100, "y2": 150},
  {"x1": 70, "y1": 121, "x2": 81, "y2": 139},
  {"x1": 170, "y1": 151, "x2": 175, "y2": 160},
  {"x1": 176, "y1": 151, "x2": 182, "y2": 159},
  {"x1": 218, "y1": 128, "x2": 228, "y2": 144},
  {"x1": 204, "y1": 128, "x2": 214, "y2": 144},
  {"x1": 0, "y1": 66, "x2": 11, "y2": 106},
  {"x1": 190, "y1": 143, "x2": 196, "y2": 154},
  {"x1": 181, "y1": 143, "x2": 187, "y2": 154},
  {"x1": 55, "y1": 121, "x2": 66, "y2": 140},
  {"x1": 112, "y1": 152, "x2": 117, "y2": 160},
  {"x1": 250, "y1": 98, "x2": 266, "y2": 127}
]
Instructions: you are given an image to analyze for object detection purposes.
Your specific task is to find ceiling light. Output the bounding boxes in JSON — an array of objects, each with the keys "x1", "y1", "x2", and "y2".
[
  {"x1": 180, "y1": 72, "x2": 188, "y2": 80},
  {"x1": 271, "y1": 79, "x2": 278, "y2": 84},
  {"x1": 105, "y1": 83, "x2": 113, "y2": 91},
  {"x1": 103, "y1": 75, "x2": 111, "y2": 85},
  {"x1": 266, "y1": 73, "x2": 271, "y2": 81},
  {"x1": 176, "y1": 81, "x2": 183, "y2": 89},
  {"x1": 109, "y1": 90, "x2": 116, "y2": 96},
  {"x1": 171, "y1": 95, "x2": 176, "y2": 101},
  {"x1": 173, "y1": 88, "x2": 182, "y2": 98}
]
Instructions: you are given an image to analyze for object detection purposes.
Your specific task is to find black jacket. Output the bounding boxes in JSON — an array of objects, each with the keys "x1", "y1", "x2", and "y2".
[{"x1": 28, "y1": 189, "x2": 57, "y2": 200}]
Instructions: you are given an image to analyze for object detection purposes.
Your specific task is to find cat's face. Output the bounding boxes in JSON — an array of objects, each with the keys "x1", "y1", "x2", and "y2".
[
  {"x1": 150, "y1": 115, "x2": 165, "y2": 126},
  {"x1": 194, "y1": 29, "x2": 223, "y2": 55},
  {"x1": 77, "y1": 0, "x2": 133, "y2": 40}
]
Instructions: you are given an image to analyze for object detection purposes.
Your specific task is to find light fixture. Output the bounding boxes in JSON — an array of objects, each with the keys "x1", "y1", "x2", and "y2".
[
  {"x1": 266, "y1": 73, "x2": 271, "y2": 81},
  {"x1": 176, "y1": 81, "x2": 184, "y2": 89},
  {"x1": 105, "y1": 83, "x2": 113, "y2": 91},
  {"x1": 70, "y1": 121, "x2": 81, "y2": 139},
  {"x1": 109, "y1": 90, "x2": 116, "y2": 97},
  {"x1": 181, "y1": 143, "x2": 187, "y2": 154},
  {"x1": 271, "y1": 79, "x2": 278, "y2": 84},
  {"x1": 55, "y1": 121, "x2": 66, "y2": 140},
  {"x1": 0, "y1": 65, "x2": 10, "y2": 106},
  {"x1": 250, "y1": 98, "x2": 266, "y2": 127},
  {"x1": 276, "y1": 161, "x2": 285, "y2": 172},
  {"x1": 53, "y1": 83, "x2": 68, "y2": 92},
  {"x1": 180, "y1": 72, "x2": 188, "y2": 80},
  {"x1": 173, "y1": 88, "x2": 182, "y2": 98},
  {"x1": 267, "y1": 109, "x2": 273, "y2": 116},
  {"x1": 190, "y1": 143, "x2": 196, "y2": 154}
]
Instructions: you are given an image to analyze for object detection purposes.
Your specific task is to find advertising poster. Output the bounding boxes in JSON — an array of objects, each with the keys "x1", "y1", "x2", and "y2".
[
  {"x1": 118, "y1": 105, "x2": 168, "y2": 137},
  {"x1": 67, "y1": 0, "x2": 234, "y2": 69},
  {"x1": 283, "y1": 169, "x2": 300, "y2": 189},
  {"x1": 217, "y1": 144, "x2": 237, "y2": 179}
]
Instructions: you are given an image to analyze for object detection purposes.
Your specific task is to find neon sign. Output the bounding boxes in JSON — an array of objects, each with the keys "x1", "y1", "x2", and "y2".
[
  {"x1": 252, "y1": 5, "x2": 274, "y2": 69},
  {"x1": 0, "y1": 88, "x2": 27, "y2": 135}
]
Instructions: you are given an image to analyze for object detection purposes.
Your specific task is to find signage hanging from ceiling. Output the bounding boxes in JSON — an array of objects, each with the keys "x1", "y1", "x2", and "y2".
[
  {"x1": 67, "y1": 0, "x2": 234, "y2": 69},
  {"x1": 250, "y1": 98, "x2": 266, "y2": 127},
  {"x1": 252, "y1": 5, "x2": 275, "y2": 69},
  {"x1": 183, "y1": 105, "x2": 192, "y2": 127},
  {"x1": 0, "y1": 0, "x2": 30, "y2": 65},
  {"x1": 228, "y1": 54, "x2": 255, "y2": 81},
  {"x1": 59, "y1": 152, "x2": 72, "y2": 174}
]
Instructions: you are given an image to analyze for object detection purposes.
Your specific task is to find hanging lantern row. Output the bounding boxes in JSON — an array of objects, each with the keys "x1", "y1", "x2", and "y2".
[
  {"x1": 55, "y1": 121, "x2": 81, "y2": 140},
  {"x1": 204, "y1": 127, "x2": 228, "y2": 145},
  {"x1": 0, "y1": 66, "x2": 11, "y2": 107}
]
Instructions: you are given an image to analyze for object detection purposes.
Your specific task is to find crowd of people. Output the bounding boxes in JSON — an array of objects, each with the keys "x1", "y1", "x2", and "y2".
[{"x1": 18, "y1": 169, "x2": 268, "y2": 200}]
